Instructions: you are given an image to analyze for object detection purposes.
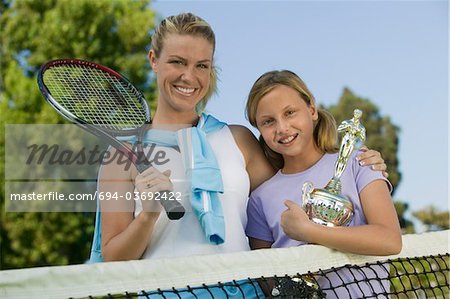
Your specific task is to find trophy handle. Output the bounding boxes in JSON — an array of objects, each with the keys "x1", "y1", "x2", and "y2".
[{"x1": 302, "y1": 181, "x2": 314, "y2": 208}]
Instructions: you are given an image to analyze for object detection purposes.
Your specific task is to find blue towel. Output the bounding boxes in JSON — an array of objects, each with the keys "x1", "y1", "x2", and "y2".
[{"x1": 89, "y1": 113, "x2": 226, "y2": 263}]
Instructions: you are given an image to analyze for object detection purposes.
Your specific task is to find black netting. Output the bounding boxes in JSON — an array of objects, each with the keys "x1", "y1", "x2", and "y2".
[{"x1": 77, "y1": 253, "x2": 449, "y2": 299}]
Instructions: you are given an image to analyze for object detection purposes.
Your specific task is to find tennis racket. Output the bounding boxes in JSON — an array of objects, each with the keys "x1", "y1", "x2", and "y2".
[{"x1": 37, "y1": 58, "x2": 185, "y2": 220}]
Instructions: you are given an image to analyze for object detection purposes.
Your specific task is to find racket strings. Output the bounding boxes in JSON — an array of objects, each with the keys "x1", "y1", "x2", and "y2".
[{"x1": 44, "y1": 64, "x2": 148, "y2": 130}]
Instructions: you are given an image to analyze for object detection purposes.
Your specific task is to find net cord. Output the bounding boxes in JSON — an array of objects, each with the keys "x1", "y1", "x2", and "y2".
[{"x1": 0, "y1": 230, "x2": 448, "y2": 299}]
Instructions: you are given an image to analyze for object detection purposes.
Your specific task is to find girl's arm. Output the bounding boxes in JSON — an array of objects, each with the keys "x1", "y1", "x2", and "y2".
[
  {"x1": 248, "y1": 237, "x2": 275, "y2": 297},
  {"x1": 281, "y1": 180, "x2": 402, "y2": 256},
  {"x1": 100, "y1": 147, "x2": 170, "y2": 261},
  {"x1": 249, "y1": 237, "x2": 273, "y2": 250}
]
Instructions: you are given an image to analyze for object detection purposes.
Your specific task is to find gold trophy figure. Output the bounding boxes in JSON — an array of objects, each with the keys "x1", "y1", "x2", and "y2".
[{"x1": 302, "y1": 109, "x2": 366, "y2": 227}]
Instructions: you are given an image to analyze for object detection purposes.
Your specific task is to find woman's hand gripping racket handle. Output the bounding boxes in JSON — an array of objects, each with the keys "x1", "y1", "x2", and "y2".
[
  {"x1": 135, "y1": 162, "x2": 185, "y2": 220},
  {"x1": 133, "y1": 128, "x2": 185, "y2": 221}
]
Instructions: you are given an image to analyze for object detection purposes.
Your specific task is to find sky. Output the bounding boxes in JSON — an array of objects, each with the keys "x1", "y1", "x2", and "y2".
[{"x1": 151, "y1": 1, "x2": 449, "y2": 218}]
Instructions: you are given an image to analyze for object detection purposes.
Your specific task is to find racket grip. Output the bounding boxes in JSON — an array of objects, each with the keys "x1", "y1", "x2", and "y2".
[{"x1": 159, "y1": 191, "x2": 185, "y2": 220}]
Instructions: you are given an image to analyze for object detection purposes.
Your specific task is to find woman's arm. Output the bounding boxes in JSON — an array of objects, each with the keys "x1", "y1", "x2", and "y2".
[
  {"x1": 100, "y1": 147, "x2": 170, "y2": 261},
  {"x1": 229, "y1": 125, "x2": 276, "y2": 191},
  {"x1": 281, "y1": 180, "x2": 402, "y2": 256},
  {"x1": 357, "y1": 147, "x2": 388, "y2": 177}
]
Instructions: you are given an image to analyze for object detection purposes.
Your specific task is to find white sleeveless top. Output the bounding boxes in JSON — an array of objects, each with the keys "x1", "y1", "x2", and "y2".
[{"x1": 134, "y1": 125, "x2": 251, "y2": 259}]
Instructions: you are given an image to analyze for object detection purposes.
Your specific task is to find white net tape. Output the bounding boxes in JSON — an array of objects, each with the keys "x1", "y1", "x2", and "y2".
[{"x1": 0, "y1": 230, "x2": 448, "y2": 299}]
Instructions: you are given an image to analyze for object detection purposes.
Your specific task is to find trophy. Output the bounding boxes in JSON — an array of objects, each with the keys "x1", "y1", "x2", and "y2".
[{"x1": 302, "y1": 109, "x2": 366, "y2": 227}]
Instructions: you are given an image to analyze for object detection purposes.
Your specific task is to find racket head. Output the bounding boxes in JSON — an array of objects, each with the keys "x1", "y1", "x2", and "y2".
[
  {"x1": 38, "y1": 59, "x2": 185, "y2": 220},
  {"x1": 37, "y1": 59, "x2": 151, "y2": 134}
]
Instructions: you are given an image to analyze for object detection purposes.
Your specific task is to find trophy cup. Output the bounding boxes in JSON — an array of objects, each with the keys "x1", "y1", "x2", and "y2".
[{"x1": 302, "y1": 109, "x2": 366, "y2": 227}]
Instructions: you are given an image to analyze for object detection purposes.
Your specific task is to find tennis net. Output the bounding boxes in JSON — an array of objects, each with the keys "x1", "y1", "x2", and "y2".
[{"x1": 0, "y1": 230, "x2": 448, "y2": 299}]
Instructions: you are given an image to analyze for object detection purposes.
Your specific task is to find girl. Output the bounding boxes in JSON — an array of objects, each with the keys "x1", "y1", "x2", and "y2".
[{"x1": 245, "y1": 70, "x2": 402, "y2": 298}]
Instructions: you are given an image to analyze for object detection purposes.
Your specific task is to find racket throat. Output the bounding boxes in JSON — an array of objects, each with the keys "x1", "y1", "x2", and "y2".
[
  {"x1": 136, "y1": 158, "x2": 152, "y2": 173},
  {"x1": 135, "y1": 121, "x2": 153, "y2": 173}
]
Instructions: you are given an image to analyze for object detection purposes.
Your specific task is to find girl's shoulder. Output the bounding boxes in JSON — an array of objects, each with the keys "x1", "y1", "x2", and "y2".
[
  {"x1": 347, "y1": 150, "x2": 393, "y2": 192},
  {"x1": 250, "y1": 170, "x2": 284, "y2": 198}
]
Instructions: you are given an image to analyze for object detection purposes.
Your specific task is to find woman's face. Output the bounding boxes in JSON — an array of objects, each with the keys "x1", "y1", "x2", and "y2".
[{"x1": 149, "y1": 33, "x2": 213, "y2": 114}]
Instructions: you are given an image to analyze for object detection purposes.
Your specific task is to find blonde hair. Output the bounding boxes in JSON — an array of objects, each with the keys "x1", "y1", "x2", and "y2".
[
  {"x1": 151, "y1": 12, "x2": 217, "y2": 113},
  {"x1": 246, "y1": 70, "x2": 338, "y2": 169}
]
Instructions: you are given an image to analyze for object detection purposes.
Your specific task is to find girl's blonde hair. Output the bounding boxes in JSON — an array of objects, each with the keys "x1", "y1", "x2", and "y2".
[
  {"x1": 151, "y1": 12, "x2": 217, "y2": 113},
  {"x1": 246, "y1": 70, "x2": 338, "y2": 169}
]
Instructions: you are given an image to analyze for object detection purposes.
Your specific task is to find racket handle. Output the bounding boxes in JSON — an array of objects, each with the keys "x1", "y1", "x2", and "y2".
[
  {"x1": 159, "y1": 191, "x2": 185, "y2": 220},
  {"x1": 135, "y1": 164, "x2": 185, "y2": 220}
]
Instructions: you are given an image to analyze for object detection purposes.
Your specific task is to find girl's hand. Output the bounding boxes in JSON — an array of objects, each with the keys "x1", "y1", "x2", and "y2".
[
  {"x1": 135, "y1": 167, "x2": 173, "y2": 213},
  {"x1": 280, "y1": 200, "x2": 314, "y2": 242},
  {"x1": 357, "y1": 146, "x2": 389, "y2": 178}
]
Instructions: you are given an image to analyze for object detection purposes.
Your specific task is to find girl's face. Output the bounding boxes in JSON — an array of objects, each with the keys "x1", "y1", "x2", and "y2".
[
  {"x1": 256, "y1": 85, "x2": 318, "y2": 160},
  {"x1": 149, "y1": 33, "x2": 213, "y2": 114}
]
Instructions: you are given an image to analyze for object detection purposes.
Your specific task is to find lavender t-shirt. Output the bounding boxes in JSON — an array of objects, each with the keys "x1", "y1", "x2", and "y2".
[
  {"x1": 246, "y1": 151, "x2": 390, "y2": 247},
  {"x1": 246, "y1": 152, "x2": 392, "y2": 298}
]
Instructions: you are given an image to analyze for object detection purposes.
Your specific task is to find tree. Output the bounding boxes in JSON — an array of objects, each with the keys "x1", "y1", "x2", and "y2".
[
  {"x1": 327, "y1": 89, "x2": 450, "y2": 233},
  {"x1": 326, "y1": 87, "x2": 401, "y2": 191},
  {"x1": 326, "y1": 88, "x2": 416, "y2": 231},
  {"x1": 394, "y1": 201, "x2": 415, "y2": 234},
  {"x1": 0, "y1": 0, "x2": 156, "y2": 269},
  {"x1": 413, "y1": 206, "x2": 450, "y2": 231}
]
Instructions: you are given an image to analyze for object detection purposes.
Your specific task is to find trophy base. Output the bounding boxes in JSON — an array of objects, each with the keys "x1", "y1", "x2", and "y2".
[
  {"x1": 310, "y1": 217, "x2": 339, "y2": 227},
  {"x1": 302, "y1": 187, "x2": 354, "y2": 227}
]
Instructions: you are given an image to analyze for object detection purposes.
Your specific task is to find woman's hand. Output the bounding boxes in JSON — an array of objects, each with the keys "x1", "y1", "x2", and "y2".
[
  {"x1": 135, "y1": 167, "x2": 173, "y2": 213},
  {"x1": 357, "y1": 146, "x2": 389, "y2": 178}
]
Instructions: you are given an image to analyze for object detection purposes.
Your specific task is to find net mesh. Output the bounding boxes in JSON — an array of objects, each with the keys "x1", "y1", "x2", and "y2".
[
  {"x1": 43, "y1": 63, "x2": 149, "y2": 130},
  {"x1": 1, "y1": 230, "x2": 448, "y2": 299}
]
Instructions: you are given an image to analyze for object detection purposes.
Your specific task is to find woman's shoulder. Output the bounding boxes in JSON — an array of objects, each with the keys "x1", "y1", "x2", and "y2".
[
  {"x1": 228, "y1": 125, "x2": 276, "y2": 191},
  {"x1": 228, "y1": 125, "x2": 264, "y2": 153},
  {"x1": 99, "y1": 146, "x2": 136, "y2": 180},
  {"x1": 227, "y1": 125, "x2": 258, "y2": 154},
  {"x1": 205, "y1": 122, "x2": 254, "y2": 144},
  {"x1": 228, "y1": 124, "x2": 255, "y2": 138}
]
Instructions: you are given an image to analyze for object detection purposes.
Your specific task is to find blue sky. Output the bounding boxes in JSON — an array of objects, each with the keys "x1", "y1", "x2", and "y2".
[{"x1": 151, "y1": 1, "x2": 449, "y2": 216}]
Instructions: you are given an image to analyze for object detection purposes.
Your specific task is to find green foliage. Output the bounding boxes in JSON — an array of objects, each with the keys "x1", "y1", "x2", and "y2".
[
  {"x1": 1, "y1": 0, "x2": 156, "y2": 269},
  {"x1": 413, "y1": 206, "x2": 450, "y2": 231},
  {"x1": 390, "y1": 255, "x2": 449, "y2": 297},
  {"x1": 3, "y1": 212, "x2": 94, "y2": 266},
  {"x1": 328, "y1": 89, "x2": 450, "y2": 234},
  {"x1": 326, "y1": 88, "x2": 416, "y2": 232},
  {"x1": 1, "y1": 0, "x2": 155, "y2": 96},
  {"x1": 394, "y1": 201, "x2": 415, "y2": 234},
  {"x1": 326, "y1": 87, "x2": 401, "y2": 191}
]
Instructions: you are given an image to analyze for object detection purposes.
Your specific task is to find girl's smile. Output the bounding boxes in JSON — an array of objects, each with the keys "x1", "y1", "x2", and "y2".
[{"x1": 277, "y1": 133, "x2": 299, "y2": 145}]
